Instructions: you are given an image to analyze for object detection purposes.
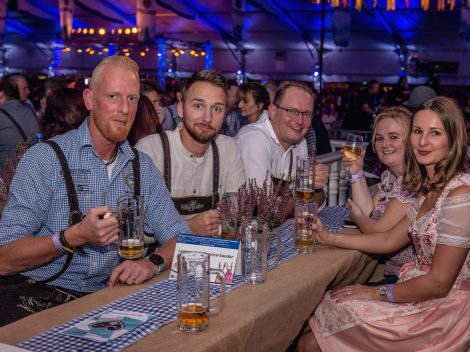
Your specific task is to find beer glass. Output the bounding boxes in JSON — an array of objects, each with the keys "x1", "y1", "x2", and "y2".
[
  {"x1": 240, "y1": 219, "x2": 281, "y2": 285},
  {"x1": 343, "y1": 134, "x2": 364, "y2": 161},
  {"x1": 117, "y1": 194, "x2": 144, "y2": 259},
  {"x1": 294, "y1": 200, "x2": 317, "y2": 253},
  {"x1": 177, "y1": 252, "x2": 226, "y2": 332},
  {"x1": 295, "y1": 156, "x2": 315, "y2": 201}
]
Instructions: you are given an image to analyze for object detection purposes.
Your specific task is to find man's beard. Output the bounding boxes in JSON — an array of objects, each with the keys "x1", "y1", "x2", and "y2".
[
  {"x1": 183, "y1": 119, "x2": 218, "y2": 144},
  {"x1": 93, "y1": 115, "x2": 133, "y2": 143}
]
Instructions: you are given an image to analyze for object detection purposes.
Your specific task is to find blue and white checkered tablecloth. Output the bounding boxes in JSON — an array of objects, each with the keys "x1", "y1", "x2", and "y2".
[{"x1": 18, "y1": 206, "x2": 348, "y2": 352}]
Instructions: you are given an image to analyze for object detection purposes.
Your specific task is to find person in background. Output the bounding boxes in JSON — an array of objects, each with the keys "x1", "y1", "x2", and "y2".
[
  {"x1": 0, "y1": 79, "x2": 40, "y2": 168},
  {"x1": 387, "y1": 75, "x2": 409, "y2": 106},
  {"x1": 140, "y1": 79, "x2": 165, "y2": 128},
  {"x1": 128, "y1": 94, "x2": 163, "y2": 146},
  {"x1": 238, "y1": 82, "x2": 270, "y2": 125},
  {"x1": 162, "y1": 84, "x2": 183, "y2": 131},
  {"x1": 344, "y1": 107, "x2": 415, "y2": 284},
  {"x1": 299, "y1": 96, "x2": 470, "y2": 351},
  {"x1": 402, "y1": 85, "x2": 437, "y2": 112},
  {"x1": 0, "y1": 55, "x2": 189, "y2": 326},
  {"x1": 39, "y1": 76, "x2": 68, "y2": 117},
  {"x1": 220, "y1": 79, "x2": 242, "y2": 137},
  {"x1": 42, "y1": 88, "x2": 88, "y2": 139},
  {"x1": 5, "y1": 74, "x2": 30, "y2": 104},
  {"x1": 262, "y1": 80, "x2": 278, "y2": 103},
  {"x1": 321, "y1": 99, "x2": 338, "y2": 131}
]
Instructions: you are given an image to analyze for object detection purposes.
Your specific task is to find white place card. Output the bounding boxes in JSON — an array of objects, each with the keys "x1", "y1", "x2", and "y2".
[{"x1": 169, "y1": 233, "x2": 240, "y2": 285}]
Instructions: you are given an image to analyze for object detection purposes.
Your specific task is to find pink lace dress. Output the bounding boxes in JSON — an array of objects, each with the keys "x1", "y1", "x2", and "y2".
[
  {"x1": 371, "y1": 169, "x2": 415, "y2": 276},
  {"x1": 310, "y1": 173, "x2": 470, "y2": 351}
]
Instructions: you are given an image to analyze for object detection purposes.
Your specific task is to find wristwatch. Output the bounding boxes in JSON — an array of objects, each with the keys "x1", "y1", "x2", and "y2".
[
  {"x1": 379, "y1": 286, "x2": 387, "y2": 297},
  {"x1": 148, "y1": 254, "x2": 165, "y2": 276}
]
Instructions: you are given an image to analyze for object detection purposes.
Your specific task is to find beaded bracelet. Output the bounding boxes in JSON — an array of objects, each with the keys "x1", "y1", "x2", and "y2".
[
  {"x1": 386, "y1": 284, "x2": 396, "y2": 303},
  {"x1": 51, "y1": 233, "x2": 65, "y2": 253}
]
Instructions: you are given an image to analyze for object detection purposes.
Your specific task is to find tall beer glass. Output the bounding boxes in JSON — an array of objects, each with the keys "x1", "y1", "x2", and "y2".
[{"x1": 177, "y1": 252, "x2": 226, "y2": 332}]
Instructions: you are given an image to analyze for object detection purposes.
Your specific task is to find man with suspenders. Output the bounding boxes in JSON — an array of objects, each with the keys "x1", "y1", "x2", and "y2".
[
  {"x1": 0, "y1": 56, "x2": 189, "y2": 326},
  {"x1": 136, "y1": 70, "x2": 246, "y2": 236}
]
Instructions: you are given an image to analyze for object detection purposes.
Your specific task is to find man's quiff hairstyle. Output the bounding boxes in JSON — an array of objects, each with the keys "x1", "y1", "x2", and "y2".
[
  {"x1": 89, "y1": 55, "x2": 139, "y2": 90},
  {"x1": 182, "y1": 70, "x2": 227, "y2": 102},
  {"x1": 273, "y1": 80, "x2": 315, "y2": 107}
]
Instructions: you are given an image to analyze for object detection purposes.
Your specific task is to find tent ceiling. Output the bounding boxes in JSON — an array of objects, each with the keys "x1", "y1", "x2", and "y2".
[{"x1": 1, "y1": 0, "x2": 469, "y2": 83}]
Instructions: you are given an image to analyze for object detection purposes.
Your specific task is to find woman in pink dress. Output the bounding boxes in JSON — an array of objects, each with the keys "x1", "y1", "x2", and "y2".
[
  {"x1": 298, "y1": 96, "x2": 470, "y2": 351},
  {"x1": 345, "y1": 107, "x2": 416, "y2": 282}
]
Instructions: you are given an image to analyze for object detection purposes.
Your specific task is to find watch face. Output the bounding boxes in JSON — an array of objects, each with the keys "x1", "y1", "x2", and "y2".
[
  {"x1": 379, "y1": 286, "x2": 387, "y2": 296},
  {"x1": 149, "y1": 254, "x2": 164, "y2": 266}
]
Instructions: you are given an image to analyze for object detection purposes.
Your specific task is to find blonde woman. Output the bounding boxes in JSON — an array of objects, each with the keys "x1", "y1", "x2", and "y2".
[{"x1": 344, "y1": 107, "x2": 415, "y2": 282}]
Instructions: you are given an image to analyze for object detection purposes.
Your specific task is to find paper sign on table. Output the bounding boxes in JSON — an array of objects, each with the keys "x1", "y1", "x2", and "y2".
[
  {"x1": 169, "y1": 233, "x2": 240, "y2": 284},
  {"x1": 60, "y1": 310, "x2": 152, "y2": 342}
]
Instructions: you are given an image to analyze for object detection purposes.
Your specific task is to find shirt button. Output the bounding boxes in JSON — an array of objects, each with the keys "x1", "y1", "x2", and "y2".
[{"x1": 193, "y1": 189, "x2": 196, "y2": 194}]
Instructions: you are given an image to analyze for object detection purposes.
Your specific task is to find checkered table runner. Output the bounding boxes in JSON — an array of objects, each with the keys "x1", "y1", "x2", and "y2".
[{"x1": 19, "y1": 206, "x2": 348, "y2": 352}]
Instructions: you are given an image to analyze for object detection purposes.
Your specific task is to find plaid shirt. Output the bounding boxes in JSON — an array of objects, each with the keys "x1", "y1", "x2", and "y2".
[{"x1": 0, "y1": 119, "x2": 189, "y2": 292}]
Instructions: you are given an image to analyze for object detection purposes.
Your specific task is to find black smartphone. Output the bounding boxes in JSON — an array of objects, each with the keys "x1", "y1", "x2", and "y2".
[{"x1": 343, "y1": 219, "x2": 358, "y2": 229}]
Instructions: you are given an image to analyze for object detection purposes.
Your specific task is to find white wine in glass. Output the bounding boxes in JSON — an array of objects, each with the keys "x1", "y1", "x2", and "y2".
[{"x1": 343, "y1": 134, "x2": 364, "y2": 161}]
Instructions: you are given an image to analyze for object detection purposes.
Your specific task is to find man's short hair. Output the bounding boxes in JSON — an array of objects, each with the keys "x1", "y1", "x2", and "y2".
[
  {"x1": 182, "y1": 70, "x2": 227, "y2": 102},
  {"x1": 90, "y1": 56, "x2": 139, "y2": 90},
  {"x1": 0, "y1": 79, "x2": 20, "y2": 100},
  {"x1": 140, "y1": 79, "x2": 164, "y2": 95},
  {"x1": 273, "y1": 81, "x2": 315, "y2": 106},
  {"x1": 44, "y1": 76, "x2": 67, "y2": 94}
]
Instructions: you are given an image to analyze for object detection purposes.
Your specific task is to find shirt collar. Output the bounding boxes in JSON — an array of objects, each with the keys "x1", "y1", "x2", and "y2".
[{"x1": 262, "y1": 115, "x2": 299, "y2": 153}]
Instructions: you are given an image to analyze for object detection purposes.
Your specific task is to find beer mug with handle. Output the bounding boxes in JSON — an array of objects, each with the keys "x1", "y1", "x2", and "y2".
[
  {"x1": 177, "y1": 252, "x2": 226, "y2": 332},
  {"x1": 240, "y1": 219, "x2": 281, "y2": 285},
  {"x1": 117, "y1": 194, "x2": 144, "y2": 260}
]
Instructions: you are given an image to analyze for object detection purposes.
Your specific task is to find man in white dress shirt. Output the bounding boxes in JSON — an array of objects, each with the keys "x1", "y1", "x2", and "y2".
[{"x1": 236, "y1": 80, "x2": 329, "y2": 208}]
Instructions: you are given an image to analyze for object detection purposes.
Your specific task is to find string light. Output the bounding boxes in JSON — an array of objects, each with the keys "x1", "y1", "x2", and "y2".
[
  {"x1": 89, "y1": 28, "x2": 95, "y2": 35},
  {"x1": 132, "y1": 27, "x2": 138, "y2": 34},
  {"x1": 124, "y1": 28, "x2": 131, "y2": 35},
  {"x1": 98, "y1": 28, "x2": 106, "y2": 35}
]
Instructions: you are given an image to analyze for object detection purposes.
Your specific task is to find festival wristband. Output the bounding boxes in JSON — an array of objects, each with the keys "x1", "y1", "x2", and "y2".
[
  {"x1": 350, "y1": 171, "x2": 365, "y2": 183},
  {"x1": 51, "y1": 233, "x2": 65, "y2": 253},
  {"x1": 387, "y1": 284, "x2": 396, "y2": 303}
]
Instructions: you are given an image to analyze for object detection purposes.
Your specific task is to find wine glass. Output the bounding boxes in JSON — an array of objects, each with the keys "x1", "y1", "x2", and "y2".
[
  {"x1": 343, "y1": 134, "x2": 364, "y2": 183},
  {"x1": 343, "y1": 134, "x2": 364, "y2": 161}
]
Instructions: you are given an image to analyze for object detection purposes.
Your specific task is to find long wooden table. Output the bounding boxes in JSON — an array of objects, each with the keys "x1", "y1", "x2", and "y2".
[{"x1": 0, "y1": 245, "x2": 376, "y2": 352}]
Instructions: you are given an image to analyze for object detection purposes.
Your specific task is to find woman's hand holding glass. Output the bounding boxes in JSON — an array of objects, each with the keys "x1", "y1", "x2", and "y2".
[
  {"x1": 342, "y1": 148, "x2": 366, "y2": 173},
  {"x1": 310, "y1": 217, "x2": 336, "y2": 246}
]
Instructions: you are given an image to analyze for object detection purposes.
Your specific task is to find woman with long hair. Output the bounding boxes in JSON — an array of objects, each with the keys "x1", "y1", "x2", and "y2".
[
  {"x1": 127, "y1": 95, "x2": 163, "y2": 146},
  {"x1": 42, "y1": 88, "x2": 87, "y2": 139},
  {"x1": 299, "y1": 96, "x2": 470, "y2": 351}
]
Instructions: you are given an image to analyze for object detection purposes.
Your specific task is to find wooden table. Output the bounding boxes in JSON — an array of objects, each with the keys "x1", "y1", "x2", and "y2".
[{"x1": 0, "y1": 246, "x2": 376, "y2": 352}]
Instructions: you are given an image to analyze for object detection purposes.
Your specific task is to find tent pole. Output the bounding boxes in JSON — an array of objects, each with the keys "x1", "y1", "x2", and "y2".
[{"x1": 319, "y1": 0, "x2": 326, "y2": 112}]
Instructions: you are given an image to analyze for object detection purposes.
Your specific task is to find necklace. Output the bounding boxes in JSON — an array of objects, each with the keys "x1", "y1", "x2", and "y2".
[{"x1": 104, "y1": 147, "x2": 118, "y2": 167}]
